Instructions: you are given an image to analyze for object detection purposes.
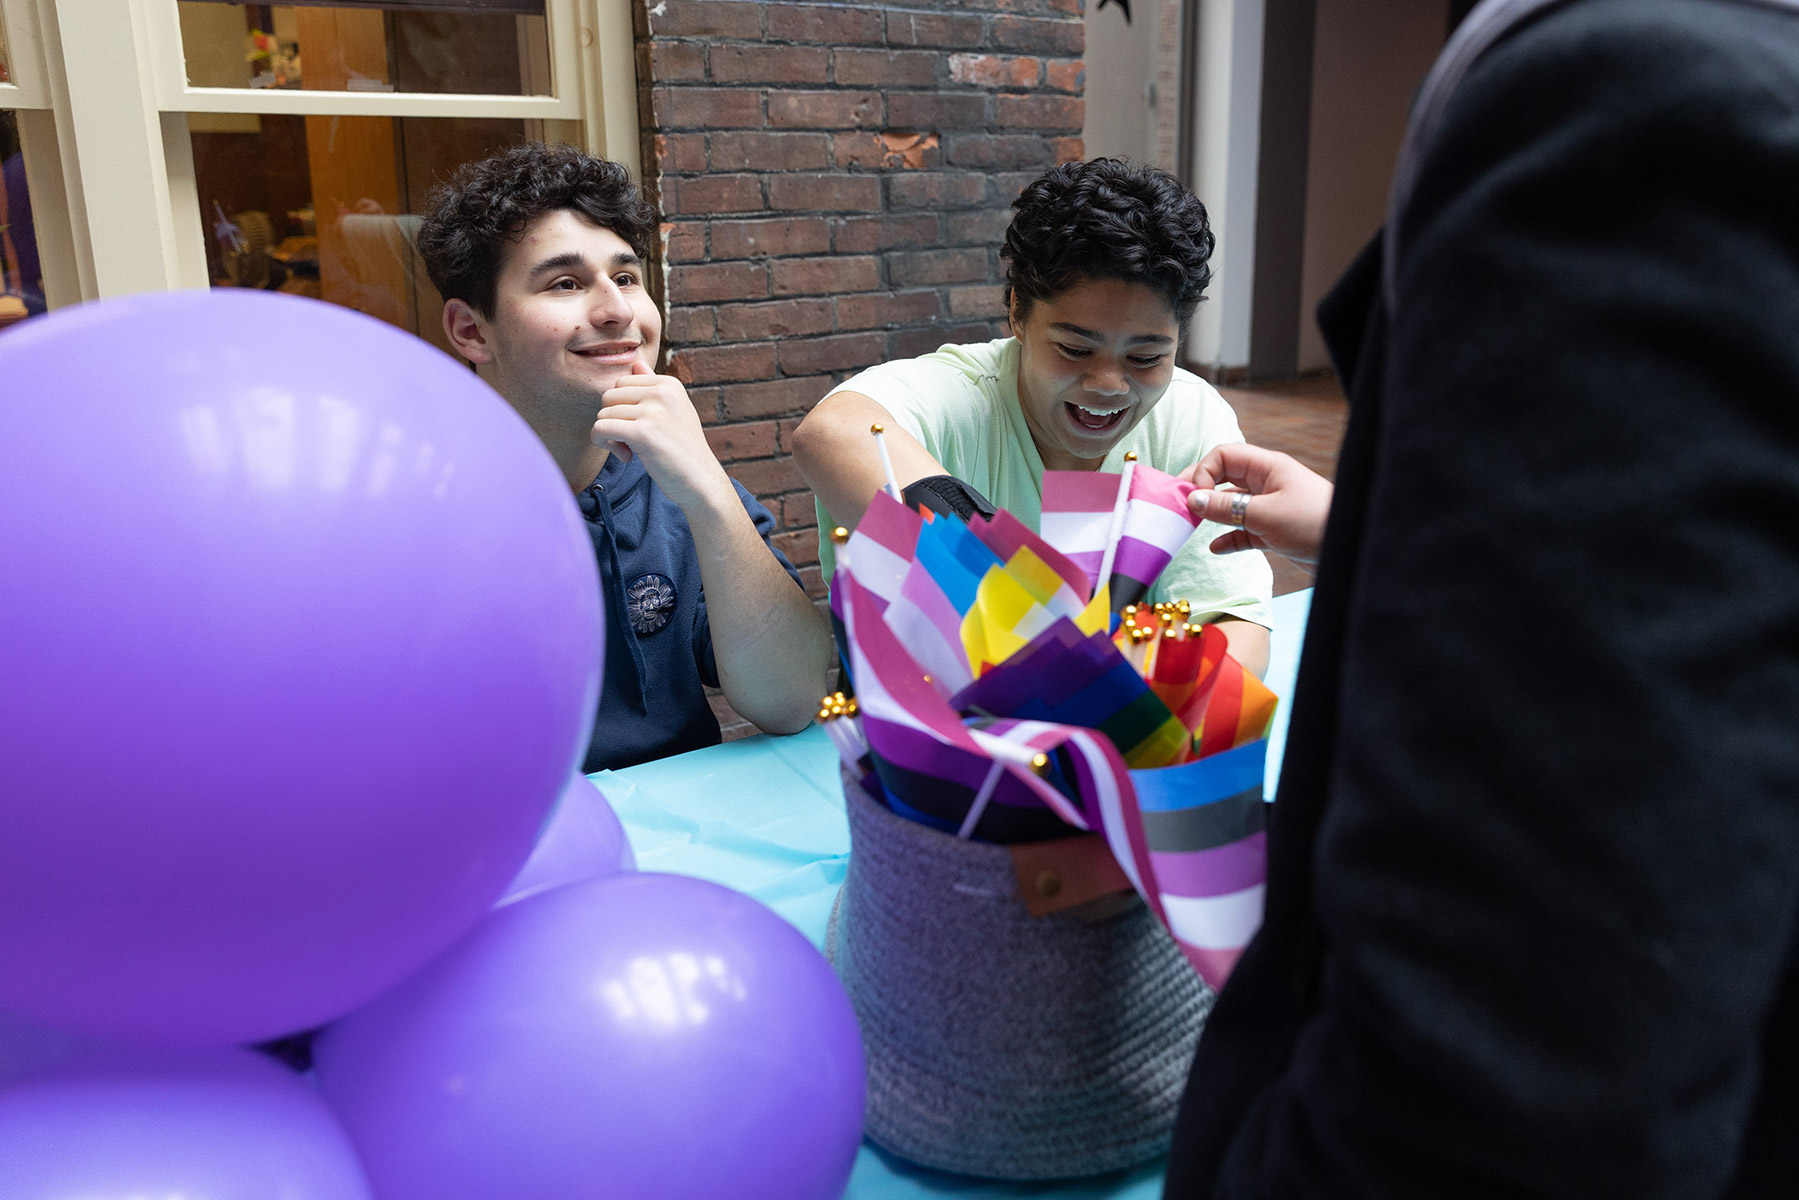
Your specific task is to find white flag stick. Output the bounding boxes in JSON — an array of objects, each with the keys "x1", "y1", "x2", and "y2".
[
  {"x1": 1094, "y1": 452, "x2": 1137, "y2": 604},
  {"x1": 956, "y1": 744, "x2": 1051, "y2": 839},
  {"x1": 871, "y1": 423, "x2": 903, "y2": 502},
  {"x1": 957, "y1": 758, "x2": 1006, "y2": 840}
]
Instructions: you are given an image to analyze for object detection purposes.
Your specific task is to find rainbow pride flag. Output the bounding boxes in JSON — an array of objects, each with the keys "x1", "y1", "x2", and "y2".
[{"x1": 953, "y1": 620, "x2": 1190, "y2": 769}]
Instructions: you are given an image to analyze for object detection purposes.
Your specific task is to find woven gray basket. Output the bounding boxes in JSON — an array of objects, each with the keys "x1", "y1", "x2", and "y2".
[{"x1": 826, "y1": 770, "x2": 1213, "y2": 1180}]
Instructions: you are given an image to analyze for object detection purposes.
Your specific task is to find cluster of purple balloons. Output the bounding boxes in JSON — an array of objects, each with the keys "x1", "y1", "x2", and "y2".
[{"x1": 0, "y1": 292, "x2": 865, "y2": 1199}]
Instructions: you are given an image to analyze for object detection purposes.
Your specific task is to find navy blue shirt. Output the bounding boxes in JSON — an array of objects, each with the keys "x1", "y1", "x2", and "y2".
[{"x1": 576, "y1": 453, "x2": 805, "y2": 772}]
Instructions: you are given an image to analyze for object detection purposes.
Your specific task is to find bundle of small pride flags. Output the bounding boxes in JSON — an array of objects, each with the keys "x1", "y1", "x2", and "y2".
[{"x1": 823, "y1": 455, "x2": 1278, "y2": 989}]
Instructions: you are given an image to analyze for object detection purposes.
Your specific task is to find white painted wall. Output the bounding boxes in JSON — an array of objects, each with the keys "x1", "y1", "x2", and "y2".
[
  {"x1": 1295, "y1": 0, "x2": 1445, "y2": 370},
  {"x1": 1186, "y1": 0, "x2": 1264, "y2": 372},
  {"x1": 1083, "y1": 0, "x2": 1160, "y2": 165}
]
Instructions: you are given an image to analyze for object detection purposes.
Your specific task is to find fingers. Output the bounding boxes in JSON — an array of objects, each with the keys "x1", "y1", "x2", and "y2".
[
  {"x1": 1183, "y1": 443, "x2": 1281, "y2": 494},
  {"x1": 1189, "y1": 445, "x2": 1333, "y2": 568},
  {"x1": 1208, "y1": 528, "x2": 1258, "y2": 556},
  {"x1": 1188, "y1": 487, "x2": 1248, "y2": 527},
  {"x1": 590, "y1": 418, "x2": 634, "y2": 456},
  {"x1": 1211, "y1": 443, "x2": 1303, "y2": 494},
  {"x1": 629, "y1": 359, "x2": 653, "y2": 376},
  {"x1": 1187, "y1": 446, "x2": 1227, "y2": 491},
  {"x1": 592, "y1": 410, "x2": 645, "y2": 455},
  {"x1": 593, "y1": 401, "x2": 643, "y2": 422},
  {"x1": 602, "y1": 372, "x2": 691, "y2": 415},
  {"x1": 592, "y1": 429, "x2": 634, "y2": 463},
  {"x1": 603, "y1": 373, "x2": 664, "y2": 401}
]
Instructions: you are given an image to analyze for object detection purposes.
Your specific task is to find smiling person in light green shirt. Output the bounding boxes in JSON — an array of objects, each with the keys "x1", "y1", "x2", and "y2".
[{"x1": 792, "y1": 159, "x2": 1273, "y2": 675}]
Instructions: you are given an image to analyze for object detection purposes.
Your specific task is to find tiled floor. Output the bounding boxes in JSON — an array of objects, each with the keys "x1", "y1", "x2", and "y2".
[{"x1": 1218, "y1": 372, "x2": 1349, "y2": 596}]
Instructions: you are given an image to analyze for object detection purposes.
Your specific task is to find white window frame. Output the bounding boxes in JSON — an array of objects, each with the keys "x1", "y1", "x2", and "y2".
[
  {"x1": 1, "y1": 0, "x2": 50, "y2": 108},
  {"x1": 1, "y1": 0, "x2": 639, "y2": 307}
]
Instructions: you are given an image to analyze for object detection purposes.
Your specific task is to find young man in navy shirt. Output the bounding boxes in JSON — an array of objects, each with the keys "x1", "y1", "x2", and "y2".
[{"x1": 418, "y1": 144, "x2": 831, "y2": 771}]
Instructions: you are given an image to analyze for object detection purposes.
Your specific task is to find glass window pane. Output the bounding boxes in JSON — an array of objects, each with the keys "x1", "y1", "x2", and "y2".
[
  {"x1": 190, "y1": 112, "x2": 540, "y2": 351},
  {"x1": 177, "y1": 3, "x2": 551, "y2": 96},
  {"x1": 1, "y1": 110, "x2": 47, "y2": 331}
]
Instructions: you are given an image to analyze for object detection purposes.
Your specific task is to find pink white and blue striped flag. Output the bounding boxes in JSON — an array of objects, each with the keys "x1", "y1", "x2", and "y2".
[
  {"x1": 844, "y1": 490, "x2": 924, "y2": 611},
  {"x1": 882, "y1": 558, "x2": 974, "y2": 699},
  {"x1": 1040, "y1": 464, "x2": 1202, "y2": 610}
]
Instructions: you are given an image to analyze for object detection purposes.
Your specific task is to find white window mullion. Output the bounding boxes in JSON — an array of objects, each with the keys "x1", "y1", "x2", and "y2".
[
  {"x1": 159, "y1": 109, "x2": 209, "y2": 291},
  {"x1": 0, "y1": 0, "x2": 50, "y2": 108},
  {"x1": 21, "y1": 0, "x2": 98, "y2": 302},
  {"x1": 576, "y1": 0, "x2": 641, "y2": 178},
  {"x1": 11, "y1": 107, "x2": 84, "y2": 306},
  {"x1": 47, "y1": 0, "x2": 202, "y2": 297}
]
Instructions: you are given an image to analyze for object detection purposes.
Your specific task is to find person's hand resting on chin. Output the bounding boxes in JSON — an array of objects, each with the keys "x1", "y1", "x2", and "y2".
[
  {"x1": 592, "y1": 360, "x2": 736, "y2": 516},
  {"x1": 588, "y1": 357, "x2": 829, "y2": 738}
]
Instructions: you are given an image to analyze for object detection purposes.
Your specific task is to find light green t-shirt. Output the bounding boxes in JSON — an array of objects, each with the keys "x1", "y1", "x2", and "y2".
[{"x1": 815, "y1": 337, "x2": 1274, "y2": 628}]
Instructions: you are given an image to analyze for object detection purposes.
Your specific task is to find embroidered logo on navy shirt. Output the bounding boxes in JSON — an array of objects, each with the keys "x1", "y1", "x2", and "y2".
[{"x1": 626, "y1": 572, "x2": 677, "y2": 636}]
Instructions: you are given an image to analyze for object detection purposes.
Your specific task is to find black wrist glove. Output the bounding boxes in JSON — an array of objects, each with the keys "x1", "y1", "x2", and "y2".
[{"x1": 901, "y1": 474, "x2": 998, "y2": 523}]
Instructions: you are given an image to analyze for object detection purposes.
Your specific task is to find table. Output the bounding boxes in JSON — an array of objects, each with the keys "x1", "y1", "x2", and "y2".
[{"x1": 595, "y1": 590, "x2": 1311, "y2": 1200}]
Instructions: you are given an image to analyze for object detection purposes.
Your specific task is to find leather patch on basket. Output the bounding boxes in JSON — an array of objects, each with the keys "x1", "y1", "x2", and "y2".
[{"x1": 1010, "y1": 834, "x2": 1134, "y2": 917}]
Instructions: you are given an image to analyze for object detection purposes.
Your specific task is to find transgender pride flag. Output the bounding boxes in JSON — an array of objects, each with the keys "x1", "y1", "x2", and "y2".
[
  {"x1": 844, "y1": 491, "x2": 924, "y2": 610},
  {"x1": 1040, "y1": 464, "x2": 1202, "y2": 611}
]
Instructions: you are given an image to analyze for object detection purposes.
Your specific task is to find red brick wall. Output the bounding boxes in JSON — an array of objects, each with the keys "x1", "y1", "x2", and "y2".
[{"x1": 632, "y1": 0, "x2": 1085, "y2": 735}]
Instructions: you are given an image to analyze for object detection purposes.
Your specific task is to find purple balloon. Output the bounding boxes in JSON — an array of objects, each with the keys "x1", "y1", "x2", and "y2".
[
  {"x1": 0, "y1": 1045, "x2": 373, "y2": 1198},
  {"x1": 0, "y1": 291, "x2": 602, "y2": 1045},
  {"x1": 0, "y1": 1010, "x2": 92, "y2": 1087},
  {"x1": 313, "y1": 874, "x2": 866, "y2": 1200},
  {"x1": 498, "y1": 774, "x2": 636, "y2": 908}
]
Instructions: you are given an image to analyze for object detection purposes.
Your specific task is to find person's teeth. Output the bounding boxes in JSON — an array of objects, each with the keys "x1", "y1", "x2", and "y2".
[{"x1": 1076, "y1": 405, "x2": 1123, "y2": 417}]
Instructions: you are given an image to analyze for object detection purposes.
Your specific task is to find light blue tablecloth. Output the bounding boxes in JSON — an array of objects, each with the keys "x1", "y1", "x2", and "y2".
[{"x1": 595, "y1": 590, "x2": 1312, "y2": 1200}]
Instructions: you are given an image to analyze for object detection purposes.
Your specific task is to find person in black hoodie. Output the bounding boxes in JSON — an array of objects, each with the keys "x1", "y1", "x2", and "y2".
[
  {"x1": 1160, "y1": 1, "x2": 1799, "y2": 1196},
  {"x1": 418, "y1": 144, "x2": 832, "y2": 772}
]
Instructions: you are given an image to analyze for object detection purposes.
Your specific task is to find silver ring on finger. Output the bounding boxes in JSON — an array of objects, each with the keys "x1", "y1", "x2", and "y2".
[{"x1": 1227, "y1": 490, "x2": 1251, "y2": 529}]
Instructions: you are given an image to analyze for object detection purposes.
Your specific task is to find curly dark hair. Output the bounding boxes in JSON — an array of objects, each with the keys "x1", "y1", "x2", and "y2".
[
  {"x1": 416, "y1": 143, "x2": 658, "y2": 318},
  {"x1": 1001, "y1": 158, "x2": 1215, "y2": 324}
]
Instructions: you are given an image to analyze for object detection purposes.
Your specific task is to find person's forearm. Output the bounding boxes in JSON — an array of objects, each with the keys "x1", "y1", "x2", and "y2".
[
  {"x1": 1211, "y1": 616, "x2": 1270, "y2": 679},
  {"x1": 792, "y1": 392, "x2": 947, "y2": 529},
  {"x1": 684, "y1": 488, "x2": 833, "y2": 734}
]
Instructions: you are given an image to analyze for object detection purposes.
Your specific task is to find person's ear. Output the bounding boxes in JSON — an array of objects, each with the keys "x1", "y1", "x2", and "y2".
[
  {"x1": 442, "y1": 299, "x2": 494, "y2": 366},
  {"x1": 1007, "y1": 291, "x2": 1023, "y2": 338}
]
